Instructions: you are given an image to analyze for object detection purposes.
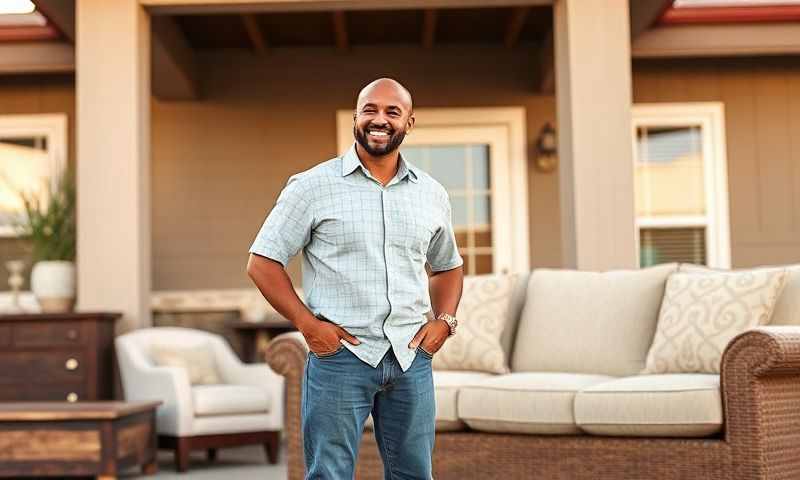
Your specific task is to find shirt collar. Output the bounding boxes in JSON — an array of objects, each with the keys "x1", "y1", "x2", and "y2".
[{"x1": 341, "y1": 143, "x2": 419, "y2": 184}]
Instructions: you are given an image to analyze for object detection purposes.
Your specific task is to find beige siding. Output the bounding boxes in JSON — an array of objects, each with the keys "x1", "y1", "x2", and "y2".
[{"x1": 633, "y1": 57, "x2": 800, "y2": 268}]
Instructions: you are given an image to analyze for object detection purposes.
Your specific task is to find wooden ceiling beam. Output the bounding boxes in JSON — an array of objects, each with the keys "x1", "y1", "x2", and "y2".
[
  {"x1": 332, "y1": 11, "x2": 349, "y2": 51},
  {"x1": 32, "y1": 0, "x2": 75, "y2": 43},
  {"x1": 422, "y1": 9, "x2": 437, "y2": 49},
  {"x1": 151, "y1": 16, "x2": 199, "y2": 101},
  {"x1": 504, "y1": 6, "x2": 529, "y2": 49},
  {"x1": 241, "y1": 14, "x2": 268, "y2": 54},
  {"x1": 0, "y1": 42, "x2": 74, "y2": 75}
]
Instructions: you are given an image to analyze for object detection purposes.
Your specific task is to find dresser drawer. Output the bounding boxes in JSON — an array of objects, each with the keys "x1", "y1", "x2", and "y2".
[
  {"x1": 0, "y1": 350, "x2": 87, "y2": 384},
  {"x1": 0, "y1": 325, "x2": 9, "y2": 346},
  {"x1": 0, "y1": 382, "x2": 87, "y2": 402},
  {"x1": 12, "y1": 321, "x2": 86, "y2": 347}
]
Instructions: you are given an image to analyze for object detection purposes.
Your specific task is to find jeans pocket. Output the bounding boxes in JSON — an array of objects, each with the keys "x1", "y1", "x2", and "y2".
[
  {"x1": 417, "y1": 346, "x2": 434, "y2": 359},
  {"x1": 310, "y1": 344, "x2": 345, "y2": 359}
]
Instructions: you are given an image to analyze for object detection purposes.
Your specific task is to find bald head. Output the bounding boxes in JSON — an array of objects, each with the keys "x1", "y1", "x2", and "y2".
[
  {"x1": 352, "y1": 78, "x2": 415, "y2": 157},
  {"x1": 356, "y1": 78, "x2": 413, "y2": 113}
]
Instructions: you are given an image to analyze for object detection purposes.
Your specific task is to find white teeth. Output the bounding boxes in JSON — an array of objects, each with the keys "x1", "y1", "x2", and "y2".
[{"x1": 369, "y1": 131, "x2": 389, "y2": 136}]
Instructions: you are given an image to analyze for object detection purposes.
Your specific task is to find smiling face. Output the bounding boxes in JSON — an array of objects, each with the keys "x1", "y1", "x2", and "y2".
[{"x1": 353, "y1": 79, "x2": 415, "y2": 157}]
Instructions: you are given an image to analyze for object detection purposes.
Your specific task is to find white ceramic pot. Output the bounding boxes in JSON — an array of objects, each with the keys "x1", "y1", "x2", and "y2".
[{"x1": 31, "y1": 260, "x2": 76, "y2": 313}]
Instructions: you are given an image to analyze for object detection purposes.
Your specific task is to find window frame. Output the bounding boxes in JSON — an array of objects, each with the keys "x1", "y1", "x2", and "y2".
[{"x1": 632, "y1": 102, "x2": 731, "y2": 268}]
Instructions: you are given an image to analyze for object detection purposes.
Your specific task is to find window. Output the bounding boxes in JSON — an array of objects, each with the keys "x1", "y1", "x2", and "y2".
[
  {"x1": 632, "y1": 103, "x2": 730, "y2": 268},
  {"x1": 0, "y1": 114, "x2": 67, "y2": 237}
]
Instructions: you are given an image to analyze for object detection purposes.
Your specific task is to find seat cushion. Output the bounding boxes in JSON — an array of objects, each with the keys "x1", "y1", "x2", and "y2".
[
  {"x1": 457, "y1": 373, "x2": 615, "y2": 434},
  {"x1": 192, "y1": 385, "x2": 271, "y2": 416},
  {"x1": 574, "y1": 374, "x2": 722, "y2": 437},
  {"x1": 365, "y1": 371, "x2": 492, "y2": 432},
  {"x1": 511, "y1": 263, "x2": 677, "y2": 376}
]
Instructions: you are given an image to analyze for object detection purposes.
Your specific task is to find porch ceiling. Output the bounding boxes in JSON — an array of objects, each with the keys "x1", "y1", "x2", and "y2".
[{"x1": 174, "y1": 6, "x2": 552, "y2": 50}]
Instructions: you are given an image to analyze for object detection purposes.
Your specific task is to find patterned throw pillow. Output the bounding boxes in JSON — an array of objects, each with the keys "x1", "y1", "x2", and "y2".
[
  {"x1": 150, "y1": 342, "x2": 222, "y2": 385},
  {"x1": 432, "y1": 273, "x2": 519, "y2": 374},
  {"x1": 642, "y1": 269, "x2": 788, "y2": 374}
]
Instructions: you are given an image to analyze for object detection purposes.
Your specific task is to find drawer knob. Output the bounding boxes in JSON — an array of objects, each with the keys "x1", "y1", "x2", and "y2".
[
  {"x1": 66, "y1": 329, "x2": 78, "y2": 340},
  {"x1": 66, "y1": 392, "x2": 78, "y2": 402},
  {"x1": 65, "y1": 358, "x2": 79, "y2": 371}
]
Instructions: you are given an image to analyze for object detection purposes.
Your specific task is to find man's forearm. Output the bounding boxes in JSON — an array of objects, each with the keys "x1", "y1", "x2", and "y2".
[
  {"x1": 246, "y1": 253, "x2": 317, "y2": 333},
  {"x1": 428, "y1": 265, "x2": 464, "y2": 319}
]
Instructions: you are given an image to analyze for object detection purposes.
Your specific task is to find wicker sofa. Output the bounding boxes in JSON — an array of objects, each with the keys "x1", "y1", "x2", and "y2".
[{"x1": 263, "y1": 262, "x2": 800, "y2": 479}]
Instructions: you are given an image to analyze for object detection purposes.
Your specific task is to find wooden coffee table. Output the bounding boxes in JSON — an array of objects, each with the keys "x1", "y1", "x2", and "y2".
[{"x1": 0, "y1": 401, "x2": 161, "y2": 479}]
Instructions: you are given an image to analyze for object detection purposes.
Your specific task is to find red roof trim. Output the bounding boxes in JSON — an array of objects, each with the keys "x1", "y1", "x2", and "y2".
[
  {"x1": 0, "y1": 25, "x2": 60, "y2": 42},
  {"x1": 661, "y1": 5, "x2": 800, "y2": 24}
]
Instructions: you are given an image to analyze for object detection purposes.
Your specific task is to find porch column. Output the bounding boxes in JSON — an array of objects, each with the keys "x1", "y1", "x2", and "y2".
[
  {"x1": 76, "y1": 0, "x2": 151, "y2": 331},
  {"x1": 554, "y1": 0, "x2": 638, "y2": 270}
]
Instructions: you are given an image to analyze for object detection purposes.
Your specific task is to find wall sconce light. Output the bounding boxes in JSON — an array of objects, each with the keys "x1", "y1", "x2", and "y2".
[{"x1": 534, "y1": 122, "x2": 558, "y2": 173}]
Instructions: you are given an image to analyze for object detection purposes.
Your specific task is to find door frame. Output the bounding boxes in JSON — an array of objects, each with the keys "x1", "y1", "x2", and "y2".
[{"x1": 336, "y1": 106, "x2": 530, "y2": 273}]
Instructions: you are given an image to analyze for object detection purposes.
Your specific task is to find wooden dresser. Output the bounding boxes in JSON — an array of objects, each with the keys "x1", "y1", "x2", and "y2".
[{"x1": 0, "y1": 312, "x2": 121, "y2": 402}]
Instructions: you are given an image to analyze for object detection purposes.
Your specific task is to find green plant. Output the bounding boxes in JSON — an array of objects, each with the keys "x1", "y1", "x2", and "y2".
[{"x1": 14, "y1": 170, "x2": 76, "y2": 263}]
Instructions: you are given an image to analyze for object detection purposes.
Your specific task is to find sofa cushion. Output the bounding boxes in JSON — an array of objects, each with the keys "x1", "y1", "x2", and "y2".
[
  {"x1": 574, "y1": 374, "x2": 722, "y2": 437},
  {"x1": 192, "y1": 384, "x2": 271, "y2": 416},
  {"x1": 511, "y1": 263, "x2": 677, "y2": 376},
  {"x1": 681, "y1": 263, "x2": 800, "y2": 326},
  {"x1": 432, "y1": 273, "x2": 521, "y2": 374},
  {"x1": 457, "y1": 373, "x2": 614, "y2": 434},
  {"x1": 365, "y1": 370, "x2": 492, "y2": 432},
  {"x1": 643, "y1": 269, "x2": 788, "y2": 374}
]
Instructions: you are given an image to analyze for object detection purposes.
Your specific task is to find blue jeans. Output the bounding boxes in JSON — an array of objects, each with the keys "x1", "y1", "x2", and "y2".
[{"x1": 302, "y1": 344, "x2": 435, "y2": 479}]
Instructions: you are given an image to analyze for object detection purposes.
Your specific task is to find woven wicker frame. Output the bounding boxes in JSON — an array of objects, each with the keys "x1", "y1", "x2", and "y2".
[{"x1": 264, "y1": 328, "x2": 800, "y2": 479}]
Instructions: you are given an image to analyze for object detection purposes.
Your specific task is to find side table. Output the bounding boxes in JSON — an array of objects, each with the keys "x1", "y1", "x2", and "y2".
[{"x1": 231, "y1": 318, "x2": 296, "y2": 363}]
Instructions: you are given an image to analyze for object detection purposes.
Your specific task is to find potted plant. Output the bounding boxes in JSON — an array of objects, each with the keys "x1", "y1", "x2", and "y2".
[{"x1": 14, "y1": 171, "x2": 76, "y2": 313}]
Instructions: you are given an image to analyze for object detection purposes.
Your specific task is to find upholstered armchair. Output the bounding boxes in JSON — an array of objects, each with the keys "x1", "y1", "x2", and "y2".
[{"x1": 115, "y1": 327, "x2": 284, "y2": 472}]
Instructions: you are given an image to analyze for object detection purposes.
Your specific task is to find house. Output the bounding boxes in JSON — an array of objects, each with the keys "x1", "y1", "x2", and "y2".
[{"x1": 0, "y1": 0, "x2": 798, "y2": 335}]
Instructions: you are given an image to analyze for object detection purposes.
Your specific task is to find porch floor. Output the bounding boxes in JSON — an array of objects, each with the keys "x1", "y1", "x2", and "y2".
[{"x1": 122, "y1": 439, "x2": 288, "y2": 479}]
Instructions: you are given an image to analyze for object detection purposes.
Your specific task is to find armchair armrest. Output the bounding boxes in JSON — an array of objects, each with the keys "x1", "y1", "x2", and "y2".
[
  {"x1": 263, "y1": 331, "x2": 308, "y2": 480},
  {"x1": 721, "y1": 326, "x2": 800, "y2": 478},
  {"x1": 121, "y1": 363, "x2": 194, "y2": 436}
]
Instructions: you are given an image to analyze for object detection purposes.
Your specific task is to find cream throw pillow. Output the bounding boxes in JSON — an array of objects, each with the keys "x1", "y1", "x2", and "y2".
[
  {"x1": 432, "y1": 273, "x2": 520, "y2": 374},
  {"x1": 643, "y1": 269, "x2": 788, "y2": 374},
  {"x1": 150, "y1": 342, "x2": 222, "y2": 385}
]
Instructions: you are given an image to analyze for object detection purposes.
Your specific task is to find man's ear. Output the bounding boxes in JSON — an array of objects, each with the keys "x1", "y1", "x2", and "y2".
[{"x1": 406, "y1": 113, "x2": 415, "y2": 134}]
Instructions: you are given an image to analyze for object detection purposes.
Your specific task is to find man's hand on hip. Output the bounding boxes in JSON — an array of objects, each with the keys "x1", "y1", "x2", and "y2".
[{"x1": 299, "y1": 316, "x2": 360, "y2": 355}]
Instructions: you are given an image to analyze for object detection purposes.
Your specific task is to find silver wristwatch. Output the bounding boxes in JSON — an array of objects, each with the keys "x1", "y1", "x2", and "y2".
[{"x1": 436, "y1": 312, "x2": 457, "y2": 336}]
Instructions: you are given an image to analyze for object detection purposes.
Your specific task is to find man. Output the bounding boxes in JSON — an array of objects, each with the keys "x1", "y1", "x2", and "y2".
[{"x1": 246, "y1": 77, "x2": 464, "y2": 479}]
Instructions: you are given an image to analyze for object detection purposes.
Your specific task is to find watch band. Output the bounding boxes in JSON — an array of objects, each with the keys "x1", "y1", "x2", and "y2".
[{"x1": 436, "y1": 312, "x2": 457, "y2": 336}]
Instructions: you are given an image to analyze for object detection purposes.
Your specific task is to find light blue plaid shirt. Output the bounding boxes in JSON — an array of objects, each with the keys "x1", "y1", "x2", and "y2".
[{"x1": 249, "y1": 143, "x2": 463, "y2": 372}]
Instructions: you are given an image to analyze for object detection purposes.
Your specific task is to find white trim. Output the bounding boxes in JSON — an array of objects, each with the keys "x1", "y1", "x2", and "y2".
[
  {"x1": 336, "y1": 107, "x2": 530, "y2": 274},
  {"x1": 0, "y1": 113, "x2": 68, "y2": 237},
  {"x1": 632, "y1": 103, "x2": 731, "y2": 268},
  {"x1": 637, "y1": 216, "x2": 708, "y2": 228}
]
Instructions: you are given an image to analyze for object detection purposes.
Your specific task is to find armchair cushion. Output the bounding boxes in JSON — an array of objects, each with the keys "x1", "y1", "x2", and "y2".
[
  {"x1": 457, "y1": 372, "x2": 614, "y2": 434},
  {"x1": 150, "y1": 342, "x2": 222, "y2": 385},
  {"x1": 192, "y1": 384, "x2": 271, "y2": 416},
  {"x1": 574, "y1": 374, "x2": 722, "y2": 437}
]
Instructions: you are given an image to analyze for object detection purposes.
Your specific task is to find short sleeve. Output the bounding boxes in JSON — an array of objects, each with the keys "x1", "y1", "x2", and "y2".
[
  {"x1": 426, "y1": 196, "x2": 464, "y2": 272},
  {"x1": 248, "y1": 174, "x2": 314, "y2": 267}
]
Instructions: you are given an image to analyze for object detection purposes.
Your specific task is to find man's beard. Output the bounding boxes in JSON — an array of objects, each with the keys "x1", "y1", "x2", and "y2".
[{"x1": 354, "y1": 125, "x2": 406, "y2": 156}]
